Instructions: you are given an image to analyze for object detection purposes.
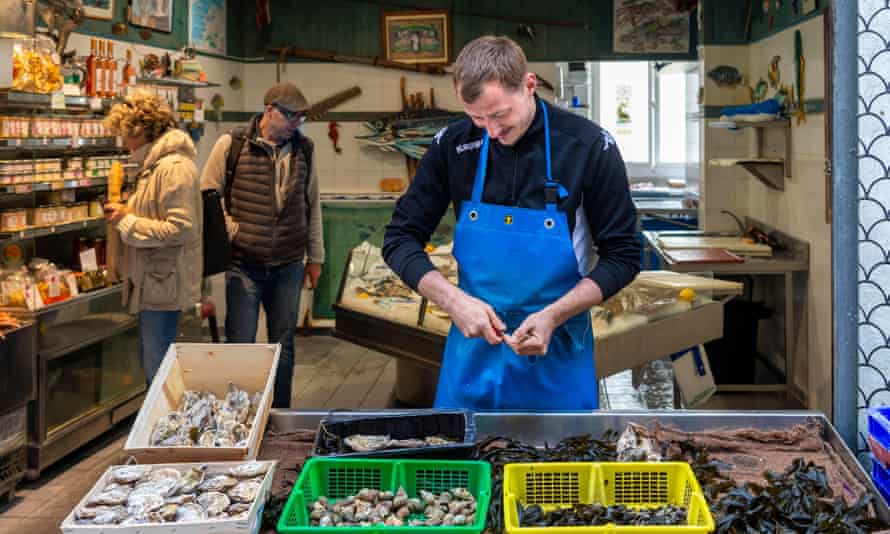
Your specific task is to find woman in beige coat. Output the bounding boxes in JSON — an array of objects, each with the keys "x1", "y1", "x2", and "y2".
[{"x1": 103, "y1": 92, "x2": 202, "y2": 384}]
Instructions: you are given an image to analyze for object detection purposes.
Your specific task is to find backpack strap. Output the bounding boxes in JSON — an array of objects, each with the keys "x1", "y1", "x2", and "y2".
[{"x1": 224, "y1": 128, "x2": 247, "y2": 211}]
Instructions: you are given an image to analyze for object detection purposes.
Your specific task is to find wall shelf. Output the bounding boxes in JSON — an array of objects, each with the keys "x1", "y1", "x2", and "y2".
[
  {"x1": 708, "y1": 116, "x2": 791, "y2": 190},
  {"x1": 0, "y1": 217, "x2": 105, "y2": 244},
  {"x1": 135, "y1": 77, "x2": 220, "y2": 88}
]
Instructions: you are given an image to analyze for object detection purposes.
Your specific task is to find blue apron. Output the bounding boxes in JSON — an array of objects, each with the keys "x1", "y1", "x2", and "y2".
[{"x1": 434, "y1": 102, "x2": 598, "y2": 411}]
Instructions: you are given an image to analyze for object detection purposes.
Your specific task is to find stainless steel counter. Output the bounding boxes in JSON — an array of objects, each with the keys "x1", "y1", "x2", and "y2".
[{"x1": 267, "y1": 410, "x2": 889, "y2": 522}]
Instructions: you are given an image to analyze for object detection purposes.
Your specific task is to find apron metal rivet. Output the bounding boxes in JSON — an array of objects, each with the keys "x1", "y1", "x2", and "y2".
[
  {"x1": 544, "y1": 218, "x2": 555, "y2": 229},
  {"x1": 469, "y1": 210, "x2": 478, "y2": 221},
  {"x1": 504, "y1": 215, "x2": 513, "y2": 225}
]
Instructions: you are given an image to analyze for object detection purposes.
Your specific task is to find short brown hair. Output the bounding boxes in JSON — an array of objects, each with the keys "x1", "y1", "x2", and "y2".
[
  {"x1": 105, "y1": 91, "x2": 177, "y2": 141},
  {"x1": 453, "y1": 36, "x2": 528, "y2": 103}
]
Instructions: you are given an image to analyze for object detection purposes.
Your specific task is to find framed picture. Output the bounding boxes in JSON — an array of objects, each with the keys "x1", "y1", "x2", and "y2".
[
  {"x1": 82, "y1": 0, "x2": 114, "y2": 21},
  {"x1": 381, "y1": 10, "x2": 451, "y2": 65},
  {"x1": 129, "y1": 0, "x2": 174, "y2": 33}
]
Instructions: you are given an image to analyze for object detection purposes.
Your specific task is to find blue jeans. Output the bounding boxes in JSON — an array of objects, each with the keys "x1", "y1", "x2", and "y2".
[
  {"x1": 139, "y1": 310, "x2": 181, "y2": 385},
  {"x1": 225, "y1": 262, "x2": 304, "y2": 408}
]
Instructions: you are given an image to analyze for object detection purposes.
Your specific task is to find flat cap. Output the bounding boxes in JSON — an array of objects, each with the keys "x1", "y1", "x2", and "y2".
[{"x1": 264, "y1": 83, "x2": 309, "y2": 113}]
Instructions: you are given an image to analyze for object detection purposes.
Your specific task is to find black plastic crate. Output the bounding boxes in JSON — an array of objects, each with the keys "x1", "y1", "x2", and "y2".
[{"x1": 312, "y1": 410, "x2": 476, "y2": 459}]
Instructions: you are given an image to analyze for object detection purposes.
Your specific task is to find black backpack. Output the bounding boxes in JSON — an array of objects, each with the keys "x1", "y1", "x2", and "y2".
[
  {"x1": 201, "y1": 131, "x2": 313, "y2": 277},
  {"x1": 201, "y1": 132, "x2": 246, "y2": 277}
]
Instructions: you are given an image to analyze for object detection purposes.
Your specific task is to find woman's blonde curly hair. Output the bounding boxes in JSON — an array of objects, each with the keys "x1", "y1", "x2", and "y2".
[{"x1": 105, "y1": 91, "x2": 178, "y2": 141}]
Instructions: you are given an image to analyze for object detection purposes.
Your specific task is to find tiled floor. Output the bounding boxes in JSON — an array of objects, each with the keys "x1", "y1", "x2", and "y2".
[{"x1": 0, "y1": 335, "x2": 797, "y2": 532}]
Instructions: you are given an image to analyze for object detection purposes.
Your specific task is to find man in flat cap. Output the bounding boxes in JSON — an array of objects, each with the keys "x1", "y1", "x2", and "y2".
[{"x1": 201, "y1": 82, "x2": 324, "y2": 408}]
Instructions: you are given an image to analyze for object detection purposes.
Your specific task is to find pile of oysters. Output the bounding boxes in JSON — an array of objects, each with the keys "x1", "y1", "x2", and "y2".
[
  {"x1": 308, "y1": 486, "x2": 477, "y2": 527},
  {"x1": 72, "y1": 461, "x2": 270, "y2": 525},
  {"x1": 150, "y1": 383, "x2": 261, "y2": 447}
]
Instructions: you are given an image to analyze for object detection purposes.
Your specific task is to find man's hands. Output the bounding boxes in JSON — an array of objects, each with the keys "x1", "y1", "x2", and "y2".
[
  {"x1": 504, "y1": 310, "x2": 557, "y2": 356},
  {"x1": 448, "y1": 292, "x2": 506, "y2": 345}
]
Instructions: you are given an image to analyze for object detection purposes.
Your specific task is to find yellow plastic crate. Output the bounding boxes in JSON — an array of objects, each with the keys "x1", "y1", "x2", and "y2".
[{"x1": 503, "y1": 463, "x2": 714, "y2": 534}]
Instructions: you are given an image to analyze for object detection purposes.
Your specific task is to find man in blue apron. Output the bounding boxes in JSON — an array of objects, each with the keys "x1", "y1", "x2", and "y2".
[{"x1": 383, "y1": 36, "x2": 640, "y2": 410}]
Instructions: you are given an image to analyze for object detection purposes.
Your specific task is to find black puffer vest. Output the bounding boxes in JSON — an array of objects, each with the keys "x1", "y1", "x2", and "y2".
[{"x1": 228, "y1": 118, "x2": 313, "y2": 266}]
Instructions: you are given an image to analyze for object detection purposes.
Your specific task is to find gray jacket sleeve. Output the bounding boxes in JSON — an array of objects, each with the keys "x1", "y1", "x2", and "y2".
[
  {"x1": 306, "y1": 157, "x2": 325, "y2": 264},
  {"x1": 199, "y1": 133, "x2": 239, "y2": 240}
]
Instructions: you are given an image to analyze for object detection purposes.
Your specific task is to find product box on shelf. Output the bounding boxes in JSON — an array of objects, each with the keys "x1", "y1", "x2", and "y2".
[{"x1": 124, "y1": 343, "x2": 280, "y2": 464}]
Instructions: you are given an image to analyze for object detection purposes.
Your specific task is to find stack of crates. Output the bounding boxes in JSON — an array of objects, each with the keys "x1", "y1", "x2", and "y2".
[{"x1": 868, "y1": 406, "x2": 890, "y2": 503}]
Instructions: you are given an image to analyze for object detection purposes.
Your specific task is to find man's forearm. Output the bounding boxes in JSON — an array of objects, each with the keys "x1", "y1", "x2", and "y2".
[
  {"x1": 417, "y1": 270, "x2": 464, "y2": 315},
  {"x1": 544, "y1": 278, "x2": 604, "y2": 326}
]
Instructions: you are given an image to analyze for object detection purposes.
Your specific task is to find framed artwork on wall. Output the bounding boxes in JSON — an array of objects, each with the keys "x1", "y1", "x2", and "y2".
[
  {"x1": 82, "y1": 0, "x2": 114, "y2": 20},
  {"x1": 129, "y1": 0, "x2": 174, "y2": 33},
  {"x1": 381, "y1": 10, "x2": 451, "y2": 65}
]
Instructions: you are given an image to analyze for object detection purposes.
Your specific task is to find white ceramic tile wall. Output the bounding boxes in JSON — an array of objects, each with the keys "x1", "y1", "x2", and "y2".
[{"x1": 700, "y1": 15, "x2": 831, "y2": 411}]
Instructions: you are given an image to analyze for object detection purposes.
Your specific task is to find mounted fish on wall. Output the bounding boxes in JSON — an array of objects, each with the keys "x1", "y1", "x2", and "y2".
[{"x1": 707, "y1": 65, "x2": 744, "y2": 87}]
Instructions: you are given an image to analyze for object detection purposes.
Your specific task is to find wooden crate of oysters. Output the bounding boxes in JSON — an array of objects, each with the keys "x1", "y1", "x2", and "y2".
[
  {"x1": 313, "y1": 410, "x2": 475, "y2": 458},
  {"x1": 60, "y1": 460, "x2": 276, "y2": 533},
  {"x1": 124, "y1": 343, "x2": 280, "y2": 463}
]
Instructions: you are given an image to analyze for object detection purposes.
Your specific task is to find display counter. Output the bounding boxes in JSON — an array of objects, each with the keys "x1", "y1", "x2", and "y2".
[{"x1": 333, "y1": 241, "x2": 743, "y2": 406}]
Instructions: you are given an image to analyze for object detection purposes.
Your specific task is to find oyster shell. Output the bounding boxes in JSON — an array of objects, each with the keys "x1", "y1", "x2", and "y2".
[
  {"x1": 111, "y1": 465, "x2": 152, "y2": 485},
  {"x1": 228, "y1": 479, "x2": 261, "y2": 503},
  {"x1": 177, "y1": 465, "x2": 206, "y2": 494},
  {"x1": 198, "y1": 429, "x2": 235, "y2": 447},
  {"x1": 229, "y1": 461, "x2": 268, "y2": 478},
  {"x1": 150, "y1": 413, "x2": 186, "y2": 446},
  {"x1": 176, "y1": 502, "x2": 207, "y2": 522},
  {"x1": 87, "y1": 485, "x2": 130, "y2": 506},
  {"x1": 91, "y1": 506, "x2": 127, "y2": 524},
  {"x1": 199, "y1": 474, "x2": 238, "y2": 492},
  {"x1": 132, "y1": 477, "x2": 179, "y2": 498},
  {"x1": 198, "y1": 491, "x2": 231, "y2": 516},
  {"x1": 127, "y1": 492, "x2": 165, "y2": 516},
  {"x1": 149, "y1": 467, "x2": 183, "y2": 482}
]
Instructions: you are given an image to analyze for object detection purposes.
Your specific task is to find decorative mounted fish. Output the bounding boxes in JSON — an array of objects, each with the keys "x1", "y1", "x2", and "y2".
[
  {"x1": 707, "y1": 65, "x2": 744, "y2": 87},
  {"x1": 795, "y1": 29, "x2": 806, "y2": 123},
  {"x1": 769, "y1": 55, "x2": 781, "y2": 88}
]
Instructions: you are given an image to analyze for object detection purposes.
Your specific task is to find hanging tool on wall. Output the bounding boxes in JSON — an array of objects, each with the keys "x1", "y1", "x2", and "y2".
[
  {"x1": 305, "y1": 86, "x2": 362, "y2": 121},
  {"x1": 794, "y1": 29, "x2": 806, "y2": 124},
  {"x1": 268, "y1": 46, "x2": 447, "y2": 75}
]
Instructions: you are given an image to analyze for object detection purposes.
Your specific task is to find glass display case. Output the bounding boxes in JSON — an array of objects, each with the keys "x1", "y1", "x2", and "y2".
[{"x1": 334, "y1": 241, "x2": 743, "y2": 407}]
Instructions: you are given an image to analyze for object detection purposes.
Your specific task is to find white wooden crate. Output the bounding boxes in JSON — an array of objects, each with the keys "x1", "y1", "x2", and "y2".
[
  {"x1": 124, "y1": 343, "x2": 280, "y2": 463},
  {"x1": 60, "y1": 460, "x2": 276, "y2": 534}
]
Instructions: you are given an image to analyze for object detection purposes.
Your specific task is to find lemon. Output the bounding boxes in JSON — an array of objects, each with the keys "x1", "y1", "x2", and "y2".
[
  {"x1": 425, "y1": 244, "x2": 435, "y2": 253},
  {"x1": 678, "y1": 288, "x2": 696, "y2": 302}
]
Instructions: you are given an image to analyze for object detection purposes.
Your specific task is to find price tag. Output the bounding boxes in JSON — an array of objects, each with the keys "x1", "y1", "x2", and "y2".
[
  {"x1": 65, "y1": 273, "x2": 79, "y2": 297},
  {"x1": 89, "y1": 97, "x2": 103, "y2": 111},
  {"x1": 194, "y1": 108, "x2": 205, "y2": 122},
  {"x1": 50, "y1": 91, "x2": 67, "y2": 110},
  {"x1": 79, "y1": 248, "x2": 99, "y2": 272},
  {"x1": 48, "y1": 275, "x2": 60, "y2": 298}
]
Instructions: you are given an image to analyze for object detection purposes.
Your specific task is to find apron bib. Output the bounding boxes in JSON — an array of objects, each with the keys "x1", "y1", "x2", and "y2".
[{"x1": 434, "y1": 102, "x2": 598, "y2": 411}]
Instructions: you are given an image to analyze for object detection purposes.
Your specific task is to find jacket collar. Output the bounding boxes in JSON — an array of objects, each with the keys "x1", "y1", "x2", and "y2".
[{"x1": 490, "y1": 94, "x2": 546, "y2": 152}]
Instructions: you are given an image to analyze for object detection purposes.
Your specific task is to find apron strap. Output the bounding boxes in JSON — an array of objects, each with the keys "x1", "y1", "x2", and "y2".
[
  {"x1": 470, "y1": 99, "x2": 568, "y2": 207},
  {"x1": 470, "y1": 132, "x2": 490, "y2": 203}
]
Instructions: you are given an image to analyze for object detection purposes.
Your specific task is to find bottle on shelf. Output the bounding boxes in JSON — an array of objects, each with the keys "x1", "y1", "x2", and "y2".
[
  {"x1": 120, "y1": 48, "x2": 136, "y2": 94},
  {"x1": 106, "y1": 42, "x2": 117, "y2": 98},
  {"x1": 86, "y1": 38, "x2": 97, "y2": 97},
  {"x1": 97, "y1": 40, "x2": 107, "y2": 98}
]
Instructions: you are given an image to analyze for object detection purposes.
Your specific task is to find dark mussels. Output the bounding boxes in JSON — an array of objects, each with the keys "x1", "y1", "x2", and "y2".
[{"x1": 516, "y1": 503, "x2": 688, "y2": 527}]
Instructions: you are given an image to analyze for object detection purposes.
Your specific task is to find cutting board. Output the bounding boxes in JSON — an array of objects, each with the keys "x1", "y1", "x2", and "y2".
[
  {"x1": 664, "y1": 248, "x2": 744, "y2": 264},
  {"x1": 635, "y1": 271, "x2": 743, "y2": 295},
  {"x1": 657, "y1": 236, "x2": 772, "y2": 256}
]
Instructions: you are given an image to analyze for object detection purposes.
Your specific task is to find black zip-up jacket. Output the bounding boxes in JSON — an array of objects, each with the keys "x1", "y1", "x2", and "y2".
[{"x1": 382, "y1": 96, "x2": 640, "y2": 302}]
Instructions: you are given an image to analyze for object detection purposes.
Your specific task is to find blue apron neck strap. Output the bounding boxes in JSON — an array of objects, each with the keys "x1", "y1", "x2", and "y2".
[
  {"x1": 470, "y1": 99, "x2": 566, "y2": 206},
  {"x1": 470, "y1": 132, "x2": 490, "y2": 203}
]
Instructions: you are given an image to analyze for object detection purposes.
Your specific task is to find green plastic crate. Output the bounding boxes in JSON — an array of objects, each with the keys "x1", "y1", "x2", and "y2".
[{"x1": 278, "y1": 458, "x2": 491, "y2": 534}]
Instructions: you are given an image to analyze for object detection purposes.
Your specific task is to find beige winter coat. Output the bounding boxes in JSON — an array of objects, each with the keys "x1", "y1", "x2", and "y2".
[{"x1": 113, "y1": 129, "x2": 202, "y2": 313}]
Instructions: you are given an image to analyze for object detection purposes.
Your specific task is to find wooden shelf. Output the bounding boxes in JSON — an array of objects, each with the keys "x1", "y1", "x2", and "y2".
[
  {"x1": 709, "y1": 158, "x2": 787, "y2": 190},
  {"x1": 135, "y1": 77, "x2": 220, "y2": 88}
]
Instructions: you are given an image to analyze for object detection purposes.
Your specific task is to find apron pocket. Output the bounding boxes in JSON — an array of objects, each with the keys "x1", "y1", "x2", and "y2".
[
  {"x1": 142, "y1": 258, "x2": 178, "y2": 306},
  {"x1": 552, "y1": 313, "x2": 591, "y2": 354}
]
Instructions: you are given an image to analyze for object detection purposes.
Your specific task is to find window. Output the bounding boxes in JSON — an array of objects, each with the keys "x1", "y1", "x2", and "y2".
[{"x1": 557, "y1": 61, "x2": 699, "y2": 179}]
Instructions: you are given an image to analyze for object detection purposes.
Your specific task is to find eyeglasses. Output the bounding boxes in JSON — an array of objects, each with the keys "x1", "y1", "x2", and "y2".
[{"x1": 270, "y1": 103, "x2": 305, "y2": 123}]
